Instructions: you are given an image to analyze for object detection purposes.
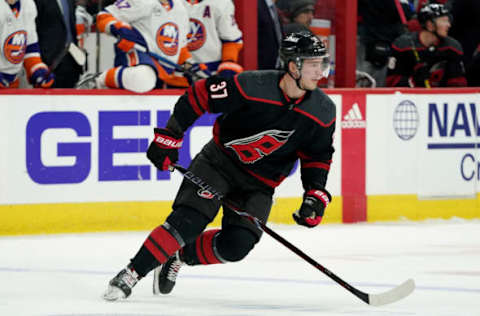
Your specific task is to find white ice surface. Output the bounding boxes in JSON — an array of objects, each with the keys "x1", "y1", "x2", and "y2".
[{"x1": 1, "y1": 219, "x2": 479, "y2": 316}]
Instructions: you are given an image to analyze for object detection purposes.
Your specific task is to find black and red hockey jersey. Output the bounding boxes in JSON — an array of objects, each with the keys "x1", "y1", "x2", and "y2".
[
  {"x1": 386, "y1": 32, "x2": 467, "y2": 87},
  {"x1": 171, "y1": 70, "x2": 336, "y2": 191}
]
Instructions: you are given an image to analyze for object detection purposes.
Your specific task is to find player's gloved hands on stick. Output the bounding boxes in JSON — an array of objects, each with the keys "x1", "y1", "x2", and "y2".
[
  {"x1": 147, "y1": 128, "x2": 183, "y2": 171},
  {"x1": 0, "y1": 73, "x2": 9, "y2": 88},
  {"x1": 30, "y1": 68, "x2": 55, "y2": 88},
  {"x1": 413, "y1": 62, "x2": 430, "y2": 87},
  {"x1": 293, "y1": 189, "x2": 331, "y2": 228},
  {"x1": 183, "y1": 62, "x2": 210, "y2": 84}
]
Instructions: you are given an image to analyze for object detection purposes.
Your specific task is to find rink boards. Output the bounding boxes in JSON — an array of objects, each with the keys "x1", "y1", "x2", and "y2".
[{"x1": 0, "y1": 88, "x2": 479, "y2": 235}]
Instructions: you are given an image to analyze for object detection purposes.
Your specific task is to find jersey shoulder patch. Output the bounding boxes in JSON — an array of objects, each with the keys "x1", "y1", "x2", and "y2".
[
  {"x1": 441, "y1": 36, "x2": 464, "y2": 55},
  {"x1": 235, "y1": 70, "x2": 284, "y2": 104},
  {"x1": 297, "y1": 89, "x2": 336, "y2": 127},
  {"x1": 392, "y1": 32, "x2": 418, "y2": 51}
]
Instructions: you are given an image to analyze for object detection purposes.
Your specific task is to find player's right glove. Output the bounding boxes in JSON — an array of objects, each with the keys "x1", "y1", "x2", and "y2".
[
  {"x1": 293, "y1": 189, "x2": 331, "y2": 228},
  {"x1": 0, "y1": 73, "x2": 9, "y2": 88},
  {"x1": 146, "y1": 128, "x2": 183, "y2": 171},
  {"x1": 30, "y1": 67, "x2": 55, "y2": 88},
  {"x1": 110, "y1": 22, "x2": 146, "y2": 53}
]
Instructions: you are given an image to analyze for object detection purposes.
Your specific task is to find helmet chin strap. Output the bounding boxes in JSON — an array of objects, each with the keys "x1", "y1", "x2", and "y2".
[{"x1": 287, "y1": 59, "x2": 307, "y2": 91}]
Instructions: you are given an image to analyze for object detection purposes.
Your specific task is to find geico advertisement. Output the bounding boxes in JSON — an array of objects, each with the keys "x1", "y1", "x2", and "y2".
[
  {"x1": 367, "y1": 92, "x2": 479, "y2": 197},
  {"x1": 0, "y1": 94, "x2": 342, "y2": 205}
]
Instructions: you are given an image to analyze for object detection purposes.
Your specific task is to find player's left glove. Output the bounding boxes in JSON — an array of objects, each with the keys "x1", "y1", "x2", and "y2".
[
  {"x1": 30, "y1": 67, "x2": 55, "y2": 88},
  {"x1": 216, "y1": 61, "x2": 243, "y2": 78},
  {"x1": 293, "y1": 189, "x2": 331, "y2": 228}
]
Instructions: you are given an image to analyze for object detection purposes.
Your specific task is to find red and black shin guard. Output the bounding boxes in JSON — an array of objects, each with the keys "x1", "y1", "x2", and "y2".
[{"x1": 143, "y1": 223, "x2": 185, "y2": 264}]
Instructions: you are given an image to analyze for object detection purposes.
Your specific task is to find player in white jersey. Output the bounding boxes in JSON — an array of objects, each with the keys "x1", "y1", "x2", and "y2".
[
  {"x1": 183, "y1": 0, "x2": 243, "y2": 78},
  {"x1": 79, "y1": 0, "x2": 197, "y2": 92},
  {"x1": 0, "y1": 0, "x2": 54, "y2": 88}
]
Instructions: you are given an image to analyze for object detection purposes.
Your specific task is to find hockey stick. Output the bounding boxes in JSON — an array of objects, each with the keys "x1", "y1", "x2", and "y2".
[
  {"x1": 49, "y1": 43, "x2": 70, "y2": 72},
  {"x1": 169, "y1": 163, "x2": 415, "y2": 306},
  {"x1": 133, "y1": 44, "x2": 211, "y2": 79}
]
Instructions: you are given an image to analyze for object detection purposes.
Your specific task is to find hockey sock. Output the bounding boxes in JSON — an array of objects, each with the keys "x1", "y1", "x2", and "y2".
[
  {"x1": 131, "y1": 223, "x2": 185, "y2": 276},
  {"x1": 182, "y1": 229, "x2": 224, "y2": 265},
  {"x1": 181, "y1": 227, "x2": 258, "y2": 265}
]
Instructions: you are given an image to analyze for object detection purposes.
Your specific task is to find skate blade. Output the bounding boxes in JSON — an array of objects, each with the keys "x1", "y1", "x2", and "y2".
[
  {"x1": 152, "y1": 266, "x2": 161, "y2": 295},
  {"x1": 103, "y1": 285, "x2": 126, "y2": 301}
]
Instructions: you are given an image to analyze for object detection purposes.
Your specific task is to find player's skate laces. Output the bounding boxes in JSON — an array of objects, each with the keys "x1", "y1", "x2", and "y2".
[
  {"x1": 103, "y1": 265, "x2": 140, "y2": 301},
  {"x1": 153, "y1": 252, "x2": 184, "y2": 295}
]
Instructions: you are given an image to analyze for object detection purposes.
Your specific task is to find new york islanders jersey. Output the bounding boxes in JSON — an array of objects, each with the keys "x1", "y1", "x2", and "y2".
[
  {"x1": 171, "y1": 71, "x2": 336, "y2": 190},
  {"x1": 101, "y1": 0, "x2": 190, "y2": 67},
  {"x1": 0, "y1": 0, "x2": 42, "y2": 85},
  {"x1": 183, "y1": 0, "x2": 243, "y2": 71}
]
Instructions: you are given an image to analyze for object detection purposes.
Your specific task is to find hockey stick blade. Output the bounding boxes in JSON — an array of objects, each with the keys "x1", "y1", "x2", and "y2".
[
  {"x1": 368, "y1": 278, "x2": 415, "y2": 306},
  {"x1": 170, "y1": 164, "x2": 415, "y2": 306}
]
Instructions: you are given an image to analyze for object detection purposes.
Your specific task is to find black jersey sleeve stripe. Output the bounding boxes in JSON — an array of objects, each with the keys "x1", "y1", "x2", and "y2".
[
  {"x1": 187, "y1": 86, "x2": 204, "y2": 116},
  {"x1": 301, "y1": 161, "x2": 331, "y2": 171},
  {"x1": 193, "y1": 79, "x2": 211, "y2": 112}
]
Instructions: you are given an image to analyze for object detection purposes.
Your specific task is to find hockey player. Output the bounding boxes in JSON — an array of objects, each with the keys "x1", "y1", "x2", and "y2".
[
  {"x1": 77, "y1": 0, "x2": 198, "y2": 92},
  {"x1": 0, "y1": 0, "x2": 55, "y2": 88},
  {"x1": 102, "y1": 32, "x2": 335, "y2": 301},
  {"x1": 386, "y1": 3, "x2": 467, "y2": 87},
  {"x1": 182, "y1": 0, "x2": 243, "y2": 78}
]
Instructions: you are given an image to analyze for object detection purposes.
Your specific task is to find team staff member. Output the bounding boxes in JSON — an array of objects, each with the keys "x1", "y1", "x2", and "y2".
[
  {"x1": 102, "y1": 32, "x2": 336, "y2": 301},
  {"x1": 34, "y1": 0, "x2": 83, "y2": 88}
]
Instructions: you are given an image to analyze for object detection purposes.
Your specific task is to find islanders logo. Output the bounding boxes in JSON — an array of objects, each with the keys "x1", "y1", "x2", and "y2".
[
  {"x1": 187, "y1": 18, "x2": 206, "y2": 51},
  {"x1": 3, "y1": 31, "x2": 27, "y2": 64},
  {"x1": 156, "y1": 22, "x2": 179, "y2": 56}
]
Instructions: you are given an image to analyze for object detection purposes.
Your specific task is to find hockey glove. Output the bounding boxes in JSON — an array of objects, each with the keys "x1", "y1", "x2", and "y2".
[
  {"x1": 110, "y1": 23, "x2": 146, "y2": 53},
  {"x1": 147, "y1": 128, "x2": 183, "y2": 171},
  {"x1": 30, "y1": 67, "x2": 55, "y2": 88},
  {"x1": 0, "y1": 73, "x2": 9, "y2": 88},
  {"x1": 293, "y1": 189, "x2": 331, "y2": 228},
  {"x1": 413, "y1": 62, "x2": 430, "y2": 87},
  {"x1": 183, "y1": 62, "x2": 210, "y2": 84},
  {"x1": 217, "y1": 61, "x2": 243, "y2": 78}
]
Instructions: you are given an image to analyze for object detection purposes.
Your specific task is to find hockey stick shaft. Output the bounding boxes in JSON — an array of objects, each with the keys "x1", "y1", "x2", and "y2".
[
  {"x1": 170, "y1": 164, "x2": 371, "y2": 304},
  {"x1": 133, "y1": 44, "x2": 211, "y2": 78}
]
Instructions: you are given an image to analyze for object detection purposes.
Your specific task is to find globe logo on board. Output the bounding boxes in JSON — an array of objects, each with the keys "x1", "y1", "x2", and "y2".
[{"x1": 393, "y1": 100, "x2": 419, "y2": 140}]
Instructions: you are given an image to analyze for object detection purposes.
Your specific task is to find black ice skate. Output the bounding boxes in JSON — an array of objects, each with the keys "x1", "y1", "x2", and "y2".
[
  {"x1": 153, "y1": 252, "x2": 184, "y2": 295},
  {"x1": 103, "y1": 265, "x2": 140, "y2": 301}
]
